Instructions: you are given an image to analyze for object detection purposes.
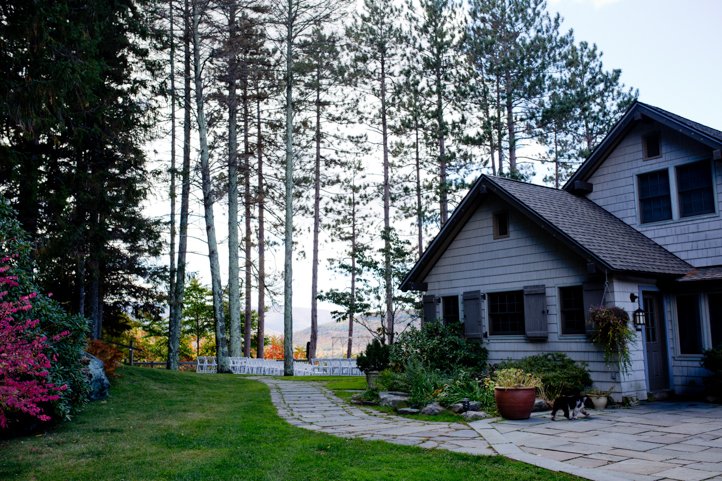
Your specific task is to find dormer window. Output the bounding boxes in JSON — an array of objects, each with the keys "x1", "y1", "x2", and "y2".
[
  {"x1": 643, "y1": 132, "x2": 661, "y2": 159},
  {"x1": 493, "y1": 211, "x2": 509, "y2": 239}
]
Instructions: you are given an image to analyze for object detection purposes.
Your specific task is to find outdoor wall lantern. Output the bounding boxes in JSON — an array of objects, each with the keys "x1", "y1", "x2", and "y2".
[{"x1": 629, "y1": 293, "x2": 646, "y2": 330}]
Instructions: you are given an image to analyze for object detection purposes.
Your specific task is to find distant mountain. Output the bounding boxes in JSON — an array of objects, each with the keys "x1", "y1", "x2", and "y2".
[{"x1": 295, "y1": 319, "x2": 378, "y2": 358}]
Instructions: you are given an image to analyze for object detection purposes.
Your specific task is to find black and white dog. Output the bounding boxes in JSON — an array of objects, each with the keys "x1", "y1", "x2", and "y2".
[{"x1": 551, "y1": 395, "x2": 591, "y2": 421}]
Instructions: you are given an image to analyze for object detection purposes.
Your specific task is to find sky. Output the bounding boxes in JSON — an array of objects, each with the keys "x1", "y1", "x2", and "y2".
[{"x1": 151, "y1": 0, "x2": 722, "y2": 335}]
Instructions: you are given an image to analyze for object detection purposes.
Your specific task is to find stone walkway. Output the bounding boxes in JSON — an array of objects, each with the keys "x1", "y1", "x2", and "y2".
[{"x1": 260, "y1": 379, "x2": 722, "y2": 481}]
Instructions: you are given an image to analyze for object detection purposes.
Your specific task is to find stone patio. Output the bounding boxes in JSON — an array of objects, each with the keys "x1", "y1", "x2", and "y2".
[{"x1": 260, "y1": 379, "x2": 722, "y2": 481}]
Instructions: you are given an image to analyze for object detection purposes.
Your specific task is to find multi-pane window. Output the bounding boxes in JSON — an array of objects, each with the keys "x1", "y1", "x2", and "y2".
[
  {"x1": 559, "y1": 286, "x2": 585, "y2": 335},
  {"x1": 677, "y1": 294, "x2": 702, "y2": 354},
  {"x1": 638, "y1": 169, "x2": 672, "y2": 223},
  {"x1": 442, "y1": 296, "x2": 460, "y2": 325},
  {"x1": 677, "y1": 161, "x2": 714, "y2": 217},
  {"x1": 489, "y1": 291, "x2": 524, "y2": 335}
]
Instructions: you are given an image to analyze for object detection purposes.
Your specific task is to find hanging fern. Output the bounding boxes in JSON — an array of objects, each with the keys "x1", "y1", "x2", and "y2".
[{"x1": 590, "y1": 306, "x2": 636, "y2": 374}]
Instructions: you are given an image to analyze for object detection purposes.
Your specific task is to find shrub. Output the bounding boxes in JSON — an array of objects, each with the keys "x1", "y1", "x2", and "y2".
[
  {"x1": 356, "y1": 338, "x2": 390, "y2": 373},
  {"x1": 389, "y1": 321, "x2": 488, "y2": 374},
  {"x1": 86, "y1": 340, "x2": 124, "y2": 378},
  {"x1": 0, "y1": 267, "x2": 67, "y2": 431},
  {"x1": 436, "y1": 371, "x2": 486, "y2": 407},
  {"x1": 1, "y1": 200, "x2": 89, "y2": 431},
  {"x1": 376, "y1": 368, "x2": 406, "y2": 392},
  {"x1": 494, "y1": 368, "x2": 543, "y2": 389},
  {"x1": 400, "y1": 359, "x2": 448, "y2": 407},
  {"x1": 498, "y1": 353, "x2": 592, "y2": 402},
  {"x1": 702, "y1": 345, "x2": 722, "y2": 400}
]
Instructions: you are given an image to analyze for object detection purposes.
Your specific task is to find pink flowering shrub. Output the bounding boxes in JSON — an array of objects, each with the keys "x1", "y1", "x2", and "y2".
[{"x1": 0, "y1": 263, "x2": 68, "y2": 430}]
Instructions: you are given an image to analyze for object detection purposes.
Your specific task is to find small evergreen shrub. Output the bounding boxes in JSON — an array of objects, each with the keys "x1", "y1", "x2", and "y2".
[
  {"x1": 356, "y1": 338, "x2": 390, "y2": 373},
  {"x1": 400, "y1": 359, "x2": 448, "y2": 407},
  {"x1": 702, "y1": 345, "x2": 722, "y2": 401},
  {"x1": 389, "y1": 321, "x2": 488, "y2": 374},
  {"x1": 498, "y1": 353, "x2": 591, "y2": 401}
]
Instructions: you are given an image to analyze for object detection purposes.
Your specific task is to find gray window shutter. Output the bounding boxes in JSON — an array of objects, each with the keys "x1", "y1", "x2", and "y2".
[
  {"x1": 463, "y1": 291, "x2": 482, "y2": 339},
  {"x1": 524, "y1": 285, "x2": 547, "y2": 340},
  {"x1": 583, "y1": 283, "x2": 605, "y2": 334},
  {"x1": 422, "y1": 295, "x2": 437, "y2": 325}
]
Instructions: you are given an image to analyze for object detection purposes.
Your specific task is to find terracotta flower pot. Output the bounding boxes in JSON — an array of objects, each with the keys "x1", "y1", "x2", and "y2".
[{"x1": 494, "y1": 387, "x2": 536, "y2": 420}]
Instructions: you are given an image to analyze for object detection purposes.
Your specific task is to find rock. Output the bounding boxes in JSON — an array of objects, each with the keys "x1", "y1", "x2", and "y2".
[
  {"x1": 83, "y1": 352, "x2": 110, "y2": 401},
  {"x1": 379, "y1": 392, "x2": 409, "y2": 409},
  {"x1": 450, "y1": 403, "x2": 466, "y2": 414},
  {"x1": 468, "y1": 401, "x2": 482, "y2": 412},
  {"x1": 462, "y1": 411, "x2": 488, "y2": 421},
  {"x1": 397, "y1": 407, "x2": 420, "y2": 415},
  {"x1": 420, "y1": 402, "x2": 445, "y2": 415},
  {"x1": 533, "y1": 398, "x2": 550, "y2": 412}
]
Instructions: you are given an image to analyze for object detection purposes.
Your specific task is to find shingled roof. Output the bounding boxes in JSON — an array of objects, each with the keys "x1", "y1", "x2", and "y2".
[
  {"x1": 565, "y1": 101, "x2": 722, "y2": 189},
  {"x1": 400, "y1": 175, "x2": 691, "y2": 291}
]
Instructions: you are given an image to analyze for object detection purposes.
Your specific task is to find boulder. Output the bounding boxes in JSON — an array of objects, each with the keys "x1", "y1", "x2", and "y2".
[
  {"x1": 84, "y1": 352, "x2": 110, "y2": 401},
  {"x1": 450, "y1": 403, "x2": 466, "y2": 414},
  {"x1": 379, "y1": 392, "x2": 409, "y2": 409},
  {"x1": 397, "y1": 407, "x2": 421, "y2": 415},
  {"x1": 450, "y1": 400, "x2": 482, "y2": 413},
  {"x1": 420, "y1": 402, "x2": 445, "y2": 415},
  {"x1": 462, "y1": 411, "x2": 488, "y2": 421},
  {"x1": 468, "y1": 401, "x2": 482, "y2": 412}
]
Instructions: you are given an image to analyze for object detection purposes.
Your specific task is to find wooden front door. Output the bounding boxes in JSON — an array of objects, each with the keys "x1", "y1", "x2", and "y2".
[{"x1": 643, "y1": 292, "x2": 669, "y2": 392}]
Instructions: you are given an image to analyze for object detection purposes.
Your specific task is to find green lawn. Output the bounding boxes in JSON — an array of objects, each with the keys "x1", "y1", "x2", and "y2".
[{"x1": 0, "y1": 367, "x2": 579, "y2": 481}]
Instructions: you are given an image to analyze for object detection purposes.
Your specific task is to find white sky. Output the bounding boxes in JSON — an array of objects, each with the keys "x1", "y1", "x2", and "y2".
[{"x1": 146, "y1": 0, "x2": 722, "y2": 334}]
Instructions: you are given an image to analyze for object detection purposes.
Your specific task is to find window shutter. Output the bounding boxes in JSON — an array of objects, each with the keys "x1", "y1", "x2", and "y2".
[
  {"x1": 523, "y1": 285, "x2": 547, "y2": 340},
  {"x1": 463, "y1": 291, "x2": 482, "y2": 339},
  {"x1": 583, "y1": 283, "x2": 605, "y2": 334},
  {"x1": 422, "y1": 295, "x2": 437, "y2": 325}
]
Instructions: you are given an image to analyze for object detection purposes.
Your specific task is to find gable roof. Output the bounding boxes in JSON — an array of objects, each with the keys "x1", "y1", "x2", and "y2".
[
  {"x1": 564, "y1": 101, "x2": 722, "y2": 190},
  {"x1": 400, "y1": 175, "x2": 691, "y2": 291}
]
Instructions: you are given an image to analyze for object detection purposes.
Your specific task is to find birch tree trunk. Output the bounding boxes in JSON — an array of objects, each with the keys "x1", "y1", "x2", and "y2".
[
  {"x1": 283, "y1": 0, "x2": 294, "y2": 375},
  {"x1": 309, "y1": 62, "x2": 321, "y2": 360},
  {"x1": 169, "y1": 0, "x2": 193, "y2": 370},
  {"x1": 226, "y1": 0, "x2": 242, "y2": 358},
  {"x1": 256, "y1": 86, "x2": 266, "y2": 359},
  {"x1": 193, "y1": 0, "x2": 229, "y2": 372},
  {"x1": 167, "y1": 0, "x2": 180, "y2": 370}
]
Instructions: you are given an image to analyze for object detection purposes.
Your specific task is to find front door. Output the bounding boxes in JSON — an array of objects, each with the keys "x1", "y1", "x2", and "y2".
[{"x1": 643, "y1": 292, "x2": 669, "y2": 392}]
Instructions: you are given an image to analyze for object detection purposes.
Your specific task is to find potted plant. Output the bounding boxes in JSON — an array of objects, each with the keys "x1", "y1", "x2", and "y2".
[
  {"x1": 589, "y1": 306, "x2": 636, "y2": 374},
  {"x1": 356, "y1": 339, "x2": 390, "y2": 389},
  {"x1": 586, "y1": 386, "x2": 614, "y2": 410},
  {"x1": 494, "y1": 368, "x2": 542, "y2": 420}
]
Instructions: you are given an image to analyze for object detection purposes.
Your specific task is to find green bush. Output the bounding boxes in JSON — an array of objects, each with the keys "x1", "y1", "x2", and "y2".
[
  {"x1": 0, "y1": 199, "x2": 89, "y2": 429},
  {"x1": 390, "y1": 321, "x2": 488, "y2": 374},
  {"x1": 498, "y1": 353, "x2": 591, "y2": 401},
  {"x1": 436, "y1": 371, "x2": 485, "y2": 406},
  {"x1": 393, "y1": 359, "x2": 448, "y2": 407},
  {"x1": 356, "y1": 338, "x2": 390, "y2": 373}
]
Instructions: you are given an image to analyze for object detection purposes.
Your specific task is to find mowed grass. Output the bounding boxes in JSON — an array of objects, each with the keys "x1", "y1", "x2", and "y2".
[{"x1": 0, "y1": 367, "x2": 579, "y2": 481}]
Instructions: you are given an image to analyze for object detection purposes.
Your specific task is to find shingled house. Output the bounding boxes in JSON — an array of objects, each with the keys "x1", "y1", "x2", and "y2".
[{"x1": 400, "y1": 102, "x2": 722, "y2": 401}]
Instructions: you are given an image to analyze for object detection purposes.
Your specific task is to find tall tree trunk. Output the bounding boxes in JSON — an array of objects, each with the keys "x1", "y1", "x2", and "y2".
[
  {"x1": 347, "y1": 184, "x2": 357, "y2": 359},
  {"x1": 193, "y1": 0, "x2": 229, "y2": 373},
  {"x1": 309, "y1": 62, "x2": 322, "y2": 360},
  {"x1": 505, "y1": 73, "x2": 516, "y2": 173},
  {"x1": 380, "y1": 53, "x2": 394, "y2": 345},
  {"x1": 436, "y1": 69, "x2": 448, "y2": 225},
  {"x1": 169, "y1": 0, "x2": 192, "y2": 371},
  {"x1": 414, "y1": 118, "x2": 423, "y2": 258},
  {"x1": 227, "y1": 0, "x2": 242, "y2": 358},
  {"x1": 283, "y1": 0, "x2": 294, "y2": 375},
  {"x1": 496, "y1": 75, "x2": 504, "y2": 175},
  {"x1": 243, "y1": 62, "x2": 253, "y2": 358},
  {"x1": 167, "y1": 0, "x2": 180, "y2": 370},
  {"x1": 256, "y1": 87, "x2": 266, "y2": 359}
]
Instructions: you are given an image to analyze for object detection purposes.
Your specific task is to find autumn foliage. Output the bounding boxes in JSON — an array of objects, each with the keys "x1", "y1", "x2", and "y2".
[
  {"x1": 86, "y1": 340, "x2": 124, "y2": 378},
  {"x1": 0, "y1": 262, "x2": 68, "y2": 430}
]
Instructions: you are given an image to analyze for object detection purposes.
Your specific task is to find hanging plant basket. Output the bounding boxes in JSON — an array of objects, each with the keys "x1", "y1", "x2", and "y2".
[{"x1": 589, "y1": 306, "x2": 636, "y2": 374}]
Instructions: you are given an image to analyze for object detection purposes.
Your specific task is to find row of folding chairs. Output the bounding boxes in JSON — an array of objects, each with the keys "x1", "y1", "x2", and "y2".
[
  {"x1": 196, "y1": 356, "x2": 217, "y2": 373},
  {"x1": 228, "y1": 357, "x2": 284, "y2": 375},
  {"x1": 196, "y1": 357, "x2": 362, "y2": 376}
]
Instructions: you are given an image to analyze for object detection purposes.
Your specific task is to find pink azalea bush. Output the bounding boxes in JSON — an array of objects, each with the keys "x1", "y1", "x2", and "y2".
[{"x1": 0, "y1": 261, "x2": 68, "y2": 430}]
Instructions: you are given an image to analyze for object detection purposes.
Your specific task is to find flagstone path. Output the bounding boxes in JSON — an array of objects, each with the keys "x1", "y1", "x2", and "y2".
[{"x1": 260, "y1": 378, "x2": 722, "y2": 481}]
